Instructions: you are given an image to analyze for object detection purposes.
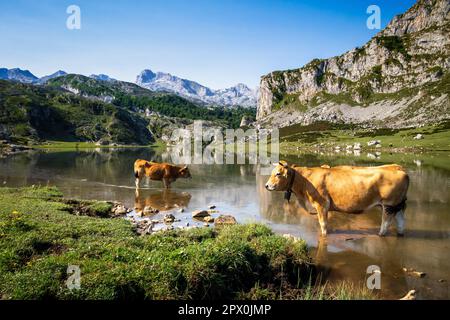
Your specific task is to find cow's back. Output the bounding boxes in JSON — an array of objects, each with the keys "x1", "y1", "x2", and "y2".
[{"x1": 312, "y1": 165, "x2": 409, "y2": 212}]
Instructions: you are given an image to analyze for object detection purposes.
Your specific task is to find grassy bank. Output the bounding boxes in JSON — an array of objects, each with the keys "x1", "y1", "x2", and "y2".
[
  {"x1": 0, "y1": 187, "x2": 374, "y2": 300},
  {"x1": 278, "y1": 121, "x2": 450, "y2": 153},
  {"x1": 32, "y1": 140, "x2": 163, "y2": 150}
]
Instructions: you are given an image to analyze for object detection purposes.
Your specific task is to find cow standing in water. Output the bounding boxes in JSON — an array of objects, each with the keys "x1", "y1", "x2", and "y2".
[
  {"x1": 265, "y1": 161, "x2": 409, "y2": 237},
  {"x1": 134, "y1": 159, "x2": 191, "y2": 189}
]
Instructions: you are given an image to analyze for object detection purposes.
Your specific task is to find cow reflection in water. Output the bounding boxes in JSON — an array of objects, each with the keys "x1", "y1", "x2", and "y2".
[
  {"x1": 134, "y1": 189, "x2": 192, "y2": 215},
  {"x1": 265, "y1": 199, "x2": 381, "y2": 237}
]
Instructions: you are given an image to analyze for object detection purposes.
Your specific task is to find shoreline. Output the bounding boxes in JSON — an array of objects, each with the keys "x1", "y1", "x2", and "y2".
[{"x1": 0, "y1": 186, "x2": 375, "y2": 300}]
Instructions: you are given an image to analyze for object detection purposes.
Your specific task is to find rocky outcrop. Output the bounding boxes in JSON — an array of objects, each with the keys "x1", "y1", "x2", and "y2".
[{"x1": 257, "y1": 0, "x2": 450, "y2": 127}]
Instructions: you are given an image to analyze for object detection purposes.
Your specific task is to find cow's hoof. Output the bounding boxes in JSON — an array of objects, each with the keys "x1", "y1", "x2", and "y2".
[{"x1": 378, "y1": 232, "x2": 386, "y2": 237}]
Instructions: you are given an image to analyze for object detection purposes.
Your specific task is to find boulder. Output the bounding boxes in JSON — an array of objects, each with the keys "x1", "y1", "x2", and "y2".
[
  {"x1": 143, "y1": 206, "x2": 159, "y2": 215},
  {"x1": 399, "y1": 290, "x2": 416, "y2": 300},
  {"x1": 353, "y1": 143, "x2": 362, "y2": 150},
  {"x1": 112, "y1": 203, "x2": 128, "y2": 215},
  {"x1": 192, "y1": 210, "x2": 210, "y2": 218},
  {"x1": 163, "y1": 214, "x2": 175, "y2": 223},
  {"x1": 204, "y1": 216, "x2": 215, "y2": 223},
  {"x1": 215, "y1": 215, "x2": 237, "y2": 226},
  {"x1": 240, "y1": 116, "x2": 251, "y2": 128},
  {"x1": 95, "y1": 139, "x2": 110, "y2": 146},
  {"x1": 367, "y1": 140, "x2": 381, "y2": 147}
]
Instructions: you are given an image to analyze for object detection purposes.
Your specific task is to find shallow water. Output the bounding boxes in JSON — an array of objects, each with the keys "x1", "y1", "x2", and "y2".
[{"x1": 0, "y1": 148, "x2": 449, "y2": 299}]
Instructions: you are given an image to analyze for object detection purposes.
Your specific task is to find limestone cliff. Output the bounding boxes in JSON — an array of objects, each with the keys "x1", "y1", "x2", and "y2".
[{"x1": 257, "y1": 0, "x2": 450, "y2": 128}]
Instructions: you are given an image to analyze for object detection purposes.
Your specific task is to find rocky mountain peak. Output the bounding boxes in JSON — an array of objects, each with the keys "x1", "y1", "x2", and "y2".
[
  {"x1": 256, "y1": 0, "x2": 450, "y2": 127},
  {"x1": 90, "y1": 74, "x2": 116, "y2": 82},
  {"x1": 0, "y1": 68, "x2": 38, "y2": 83},
  {"x1": 136, "y1": 69, "x2": 157, "y2": 83},
  {"x1": 136, "y1": 69, "x2": 257, "y2": 107},
  {"x1": 382, "y1": 0, "x2": 449, "y2": 36}
]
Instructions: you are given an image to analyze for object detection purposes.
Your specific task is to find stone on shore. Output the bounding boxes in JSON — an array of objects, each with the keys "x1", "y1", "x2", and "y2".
[
  {"x1": 399, "y1": 290, "x2": 416, "y2": 300},
  {"x1": 214, "y1": 215, "x2": 237, "y2": 226},
  {"x1": 192, "y1": 210, "x2": 210, "y2": 218}
]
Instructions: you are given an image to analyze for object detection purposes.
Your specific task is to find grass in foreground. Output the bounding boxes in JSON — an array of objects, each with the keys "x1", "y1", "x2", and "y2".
[{"x1": 0, "y1": 187, "x2": 375, "y2": 300}]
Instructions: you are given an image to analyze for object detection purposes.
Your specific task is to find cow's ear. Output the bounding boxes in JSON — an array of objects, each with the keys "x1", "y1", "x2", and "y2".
[{"x1": 279, "y1": 161, "x2": 289, "y2": 168}]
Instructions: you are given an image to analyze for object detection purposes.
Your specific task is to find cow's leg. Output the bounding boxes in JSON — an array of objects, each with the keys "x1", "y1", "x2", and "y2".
[
  {"x1": 379, "y1": 206, "x2": 394, "y2": 236},
  {"x1": 395, "y1": 210, "x2": 405, "y2": 236},
  {"x1": 135, "y1": 187, "x2": 140, "y2": 198},
  {"x1": 163, "y1": 178, "x2": 171, "y2": 189},
  {"x1": 314, "y1": 205, "x2": 329, "y2": 236},
  {"x1": 135, "y1": 177, "x2": 140, "y2": 189}
]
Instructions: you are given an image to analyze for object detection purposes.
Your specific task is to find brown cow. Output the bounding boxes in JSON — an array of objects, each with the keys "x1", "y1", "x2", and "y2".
[
  {"x1": 134, "y1": 159, "x2": 191, "y2": 189},
  {"x1": 265, "y1": 161, "x2": 409, "y2": 237}
]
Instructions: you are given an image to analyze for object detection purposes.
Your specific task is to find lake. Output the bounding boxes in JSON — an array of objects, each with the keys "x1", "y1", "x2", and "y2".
[{"x1": 0, "y1": 148, "x2": 449, "y2": 299}]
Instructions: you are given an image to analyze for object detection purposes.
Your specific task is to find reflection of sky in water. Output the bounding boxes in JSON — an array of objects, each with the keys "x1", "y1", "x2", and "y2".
[{"x1": 0, "y1": 149, "x2": 449, "y2": 299}]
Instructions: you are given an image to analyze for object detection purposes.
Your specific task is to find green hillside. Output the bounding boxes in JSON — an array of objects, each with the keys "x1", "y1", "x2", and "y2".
[
  {"x1": 0, "y1": 80, "x2": 153, "y2": 145},
  {"x1": 47, "y1": 74, "x2": 256, "y2": 128}
]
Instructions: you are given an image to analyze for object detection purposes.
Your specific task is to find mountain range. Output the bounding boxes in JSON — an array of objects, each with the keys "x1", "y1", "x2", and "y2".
[
  {"x1": 0, "y1": 68, "x2": 257, "y2": 108},
  {"x1": 257, "y1": 0, "x2": 450, "y2": 128},
  {"x1": 136, "y1": 69, "x2": 257, "y2": 107},
  {"x1": 0, "y1": 72, "x2": 255, "y2": 145}
]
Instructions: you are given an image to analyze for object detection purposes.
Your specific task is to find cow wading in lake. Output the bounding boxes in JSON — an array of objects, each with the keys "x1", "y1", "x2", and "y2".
[
  {"x1": 265, "y1": 161, "x2": 409, "y2": 237},
  {"x1": 134, "y1": 159, "x2": 192, "y2": 189}
]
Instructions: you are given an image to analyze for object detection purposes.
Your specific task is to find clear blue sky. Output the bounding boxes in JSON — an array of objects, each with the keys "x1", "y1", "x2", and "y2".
[{"x1": 0, "y1": 0, "x2": 416, "y2": 89}]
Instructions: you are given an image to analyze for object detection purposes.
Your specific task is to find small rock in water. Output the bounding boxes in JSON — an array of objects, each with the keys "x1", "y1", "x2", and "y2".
[
  {"x1": 192, "y1": 210, "x2": 210, "y2": 218},
  {"x1": 143, "y1": 206, "x2": 158, "y2": 215},
  {"x1": 163, "y1": 214, "x2": 175, "y2": 223},
  {"x1": 402, "y1": 267, "x2": 426, "y2": 278},
  {"x1": 179, "y1": 208, "x2": 185, "y2": 213},
  {"x1": 113, "y1": 204, "x2": 128, "y2": 215},
  {"x1": 185, "y1": 222, "x2": 190, "y2": 227},
  {"x1": 208, "y1": 205, "x2": 216, "y2": 210},
  {"x1": 215, "y1": 215, "x2": 237, "y2": 226},
  {"x1": 203, "y1": 223, "x2": 209, "y2": 227},
  {"x1": 399, "y1": 290, "x2": 416, "y2": 300}
]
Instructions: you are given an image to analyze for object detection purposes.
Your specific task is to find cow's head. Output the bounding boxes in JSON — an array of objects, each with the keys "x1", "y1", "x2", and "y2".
[
  {"x1": 178, "y1": 165, "x2": 192, "y2": 179},
  {"x1": 265, "y1": 161, "x2": 292, "y2": 191}
]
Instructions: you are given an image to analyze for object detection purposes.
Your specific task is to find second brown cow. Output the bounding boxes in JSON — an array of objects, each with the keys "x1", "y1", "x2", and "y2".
[{"x1": 134, "y1": 159, "x2": 191, "y2": 189}]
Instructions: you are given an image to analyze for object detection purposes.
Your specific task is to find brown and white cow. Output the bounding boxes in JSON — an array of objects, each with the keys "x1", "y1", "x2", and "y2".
[
  {"x1": 265, "y1": 161, "x2": 409, "y2": 236},
  {"x1": 134, "y1": 159, "x2": 191, "y2": 189}
]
